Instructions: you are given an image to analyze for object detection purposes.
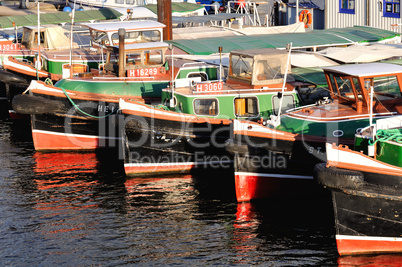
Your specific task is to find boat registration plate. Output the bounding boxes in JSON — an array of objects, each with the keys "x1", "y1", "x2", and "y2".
[
  {"x1": 196, "y1": 81, "x2": 224, "y2": 92},
  {"x1": 127, "y1": 67, "x2": 162, "y2": 77}
]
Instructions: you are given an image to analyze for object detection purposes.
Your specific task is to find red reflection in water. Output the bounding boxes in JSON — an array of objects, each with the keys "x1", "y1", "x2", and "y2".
[
  {"x1": 232, "y1": 202, "x2": 259, "y2": 261},
  {"x1": 338, "y1": 254, "x2": 402, "y2": 267},
  {"x1": 33, "y1": 152, "x2": 98, "y2": 175},
  {"x1": 32, "y1": 152, "x2": 100, "y2": 219}
]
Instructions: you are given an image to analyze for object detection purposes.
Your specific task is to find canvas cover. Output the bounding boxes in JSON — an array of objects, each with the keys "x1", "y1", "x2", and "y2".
[
  {"x1": 231, "y1": 48, "x2": 291, "y2": 85},
  {"x1": 45, "y1": 26, "x2": 80, "y2": 50}
]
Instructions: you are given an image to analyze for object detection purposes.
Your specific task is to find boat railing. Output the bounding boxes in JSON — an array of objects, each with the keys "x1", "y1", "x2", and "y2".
[
  {"x1": 226, "y1": 1, "x2": 261, "y2": 26},
  {"x1": 92, "y1": 76, "x2": 156, "y2": 81},
  {"x1": 284, "y1": 102, "x2": 322, "y2": 114},
  {"x1": 190, "y1": 82, "x2": 288, "y2": 95},
  {"x1": 181, "y1": 61, "x2": 209, "y2": 68}
]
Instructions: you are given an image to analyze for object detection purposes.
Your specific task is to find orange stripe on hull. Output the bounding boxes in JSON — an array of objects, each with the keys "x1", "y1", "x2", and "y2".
[
  {"x1": 32, "y1": 130, "x2": 99, "y2": 151},
  {"x1": 337, "y1": 237, "x2": 402, "y2": 256}
]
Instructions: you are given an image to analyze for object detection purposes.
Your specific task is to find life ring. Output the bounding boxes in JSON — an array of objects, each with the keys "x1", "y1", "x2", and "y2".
[{"x1": 299, "y1": 9, "x2": 312, "y2": 28}]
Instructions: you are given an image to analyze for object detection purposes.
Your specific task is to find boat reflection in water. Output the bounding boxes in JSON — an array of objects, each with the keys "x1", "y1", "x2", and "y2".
[
  {"x1": 33, "y1": 152, "x2": 98, "y2": 176},
  {"x1": 233, "y1": 202, "x2": 260, "y2": 262},
  {"x1": 124, "y1": 175, "x2": 193, "y2": 199},
  {"x1": 32, "y1": 152, "x2": 100, "y2": 213},
  {"x1": 338, "y1": 254, "x2": 402, "y2": 266}
]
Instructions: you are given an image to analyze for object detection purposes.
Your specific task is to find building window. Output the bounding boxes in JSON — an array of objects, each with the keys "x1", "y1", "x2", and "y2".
[
  {"x1": 339, "y1": 0, "x2": 355, "y2": 14},
  {"x1": 384, "y1": 0, "x2": 400, "y2": 18}
]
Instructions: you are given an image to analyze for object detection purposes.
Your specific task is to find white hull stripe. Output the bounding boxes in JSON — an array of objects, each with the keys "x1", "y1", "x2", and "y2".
[
  {"x1": 235, "y1": 171, "x2": 313, "y2": 180},
  {"x1": 32, "y1": 129, "x2": 122, "y2": 140},
  {"x1": 326, "y1": 143, "x2": 402, "y2": 172},
  {"x1": 337, "y1": 235, "x2": 402, "y2": 242}
]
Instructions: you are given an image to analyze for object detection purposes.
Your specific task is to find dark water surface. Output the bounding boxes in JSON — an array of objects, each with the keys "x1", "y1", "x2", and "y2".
[{"x1": 0, "y1": 113, "x2": 377, "y2": 266}]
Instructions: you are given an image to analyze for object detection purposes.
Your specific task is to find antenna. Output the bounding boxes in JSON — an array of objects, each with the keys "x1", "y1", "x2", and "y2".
[
  {"x1": 219, "y1": 46, "x2": 222, "y2": 81},
  {"x1": 169, "y1": 44, "x2": 175, "y2": 108},
  {"x1": 69, "y1": 0, "x2": 76, "y2": 78},
  {"x1": 274, "y1": 42, "x2": 292, "y2": 127}
]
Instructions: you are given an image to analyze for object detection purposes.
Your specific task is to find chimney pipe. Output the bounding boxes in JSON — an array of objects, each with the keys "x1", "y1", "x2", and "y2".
[
  {"x1": 157, "y1": 0, "x2": 172, "y2": 41},
  {"x1": 118, "y1": 28, "x2": 125, "y2": 77}
]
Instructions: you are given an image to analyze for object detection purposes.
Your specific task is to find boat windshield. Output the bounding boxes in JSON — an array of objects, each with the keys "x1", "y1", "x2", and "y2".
[
  {"x1": 372, "y1": 76, "x2": 402, "y2": 100},
  {"x1": 111, "y1": 30, "x2": 161, "y2": 45},
  {"x1": 231, "y1": 54, "x2": 253, "y2": 79}
]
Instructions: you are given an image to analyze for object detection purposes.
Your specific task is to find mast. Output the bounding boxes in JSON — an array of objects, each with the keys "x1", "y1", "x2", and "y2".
[
  {"x1": 69, "y1": 0, "x2": 77, "y2": 78},
  {"x1": 157, "y1": 0, "x2": 172, "y2": 41},
  {"x1": 36, "y1": 2, "x2": 41, "y2": 71}
]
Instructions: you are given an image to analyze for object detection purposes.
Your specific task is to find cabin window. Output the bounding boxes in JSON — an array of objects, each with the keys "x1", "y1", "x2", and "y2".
[
  {"x1": 339, "y1": 0, "x2": 355, "y2": 14},
  {"x1": 255, "y1": 59, "x2": 284, "y2": 81},
  {"x1": 328, "y1": 74, "x2": 355, "y2": 99},
  {"x1": 384, "y1": 0, "x2": 400, "y2": 18},
  {"x1": 33, "y1": 31, "x2": 45, "y2": 47},
  {"x1": 194, "y1": 99, "x2": 218, "y2": 116},
  {"x1": 21, "y1": 32, "x2": 31, "y2": 47},
  {"x1": 272, "y1": 95, "x2": 295, "y2": 115},
  {"x1": 92, "y1": 31, "x2": 109, "y2": 45},
  {"x1": 188, "y1": 72, "x2": 208, "y2": 81},
  {"x1": 230, "y1": 54, "x2": 253, "y2": 79},
  {"x1": 372, "y1": 75, "x2": 401, "y2": 100},
  {"x1": 125, "y1": 48, "x2": 165, "y2": 66},
  {"x1": 234, "y1": 97, "x2": 259, "y2": 117},
  {"x1": 111, "y1": 30, "x2": 161, "y2": 44}
]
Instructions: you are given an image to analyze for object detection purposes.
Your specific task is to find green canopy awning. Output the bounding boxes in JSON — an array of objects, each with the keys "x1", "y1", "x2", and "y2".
[
  {"x1": 168, "y1": 26, "x2": 401, "y2": 55},
  {"x1": 0, "y1": 8, "x2": 122, "y2": 29}
]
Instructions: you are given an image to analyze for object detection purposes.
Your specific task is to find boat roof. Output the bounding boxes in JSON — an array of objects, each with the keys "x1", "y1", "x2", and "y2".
[
  {"x1": 322, "y1": 62, "x2": 402, "y2": 77},
  {"x1": 0, "y1": 8, "x2": 122, "y2": 29},
  {"x1": 231, "y1": 48, "x2": 288, "y2": 57},
  {"x1": 111, "y1": 41, "x2": 169, "y2": 51},
  {"x1": 167, "y1": 26, "x2": 401, "y2": 55},
  {"x1": 23, "y1": 24, "x2": 60, "y2": 30},
  {"x1": 83, "y1": 20, "x2": 166, "y2": 32}
]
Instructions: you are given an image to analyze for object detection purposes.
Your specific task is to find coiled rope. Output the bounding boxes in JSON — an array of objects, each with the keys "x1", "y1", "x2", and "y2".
[{"x1": 369, "y1": 128, "x2": 402, "y2": 145}]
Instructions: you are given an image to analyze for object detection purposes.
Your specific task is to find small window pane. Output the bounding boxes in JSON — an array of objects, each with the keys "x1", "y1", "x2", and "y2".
[
  {"x1": 194, "y1": 99, "x2": 218, "y2": 116},
  {"x1": 231, "y1": 55, "x2": 253, "y2": 79},
  {"x1": 373, "y1": 75, "x2": 401, "y2": 100},
  {"x1": 273, "y1": 95, "x2": 295, "y2": 115},
  {"x1": 234, "y1": 97, "x2": 259, "y2": 117}
]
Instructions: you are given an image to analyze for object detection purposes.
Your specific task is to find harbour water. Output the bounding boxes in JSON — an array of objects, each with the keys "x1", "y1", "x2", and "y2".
[{"x1": 0, "y1": 112, "x2": 376, "y2": 266}]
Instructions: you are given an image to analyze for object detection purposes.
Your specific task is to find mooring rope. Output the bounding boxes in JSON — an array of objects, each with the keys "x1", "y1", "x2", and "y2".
[{"x1": 60, "y1": 87, "x2": 118, "y2": 119}]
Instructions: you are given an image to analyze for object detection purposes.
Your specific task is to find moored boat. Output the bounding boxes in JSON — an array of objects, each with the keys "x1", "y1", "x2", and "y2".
[
  {"x1": 14, "y1": 25, "x2": 217, "y2": 151},
  {"x1": 227, "y1": 62, "x2": 402, "y2": 202},
  {"x1": 119, "y1": 47, "x2": 313, "y2": 176},
  {"x1": 314, "y1": 115, "x2": 402, "y2": 256}
]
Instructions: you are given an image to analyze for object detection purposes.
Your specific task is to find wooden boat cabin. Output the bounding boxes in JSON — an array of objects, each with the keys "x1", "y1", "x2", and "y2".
[
  {"x1": 323, "y1": 63, "x2": 402, "y2": 115},
  {"x1": 84, "y1": 20, "x2": 165, "y2": 49},
  {"x1": 20, "y1": 25, "x2": 82, "y2": 51}
]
